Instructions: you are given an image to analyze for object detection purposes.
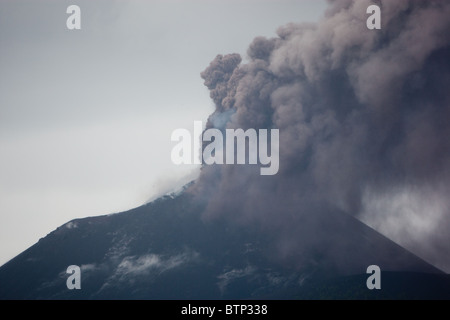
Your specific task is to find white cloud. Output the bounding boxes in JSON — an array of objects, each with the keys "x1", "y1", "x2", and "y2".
[
  {"x1": 361, "y1": 184, "x2": 445, "y2": 242},
  {"x1": 115, "y1": 250, "x2": 199, "y2": 278},
  {"x1": 217, "y1": 265, "x2": 256, "y2": 293},
  {"x1": 65, "y1": 221, "x2": 78, "y2": 229},
  {"x1": 360, "y1": 182, "x2": 450, "y2": 270}
]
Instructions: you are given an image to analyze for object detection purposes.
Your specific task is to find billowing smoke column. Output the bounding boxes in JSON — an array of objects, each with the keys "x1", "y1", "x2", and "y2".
[{"x1": 191, "y1": 0, "x2": 450, "y2": 272}]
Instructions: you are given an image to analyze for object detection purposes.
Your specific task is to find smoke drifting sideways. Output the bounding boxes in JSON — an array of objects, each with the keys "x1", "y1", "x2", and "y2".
[{"x1": 190, "y1": 0, "x2": 450, "y2": 273}]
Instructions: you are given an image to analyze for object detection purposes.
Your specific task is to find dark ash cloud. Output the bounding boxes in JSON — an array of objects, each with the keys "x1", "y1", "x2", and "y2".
[{"x1": 191, "y1": 0, "x2": 450, "y2": 272}]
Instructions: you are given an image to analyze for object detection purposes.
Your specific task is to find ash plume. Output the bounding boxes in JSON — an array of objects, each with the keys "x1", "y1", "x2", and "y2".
[{"x1": 191, "y1": 0, "x2": 450, "y2": 272}]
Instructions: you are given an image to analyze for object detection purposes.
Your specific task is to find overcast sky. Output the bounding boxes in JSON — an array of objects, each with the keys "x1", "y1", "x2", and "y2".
[{"x1": 0, "y1": 0, "x2": 326, "y2": 266}]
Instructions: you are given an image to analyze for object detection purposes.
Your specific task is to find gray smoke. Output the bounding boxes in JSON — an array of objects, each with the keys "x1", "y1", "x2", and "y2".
[{"x1": 191, "y1": 0, "x2": 450, "y2": 272}]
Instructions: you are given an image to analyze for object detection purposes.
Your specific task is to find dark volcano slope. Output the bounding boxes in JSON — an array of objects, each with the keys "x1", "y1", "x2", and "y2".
[{"x1": 0, "y1": 191, "x2": 444, "y2": 299}]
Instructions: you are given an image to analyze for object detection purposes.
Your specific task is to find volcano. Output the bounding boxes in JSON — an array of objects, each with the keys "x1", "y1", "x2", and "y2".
[{"x1": 0, "y1": 187, "x2": 447, "y2": 300}]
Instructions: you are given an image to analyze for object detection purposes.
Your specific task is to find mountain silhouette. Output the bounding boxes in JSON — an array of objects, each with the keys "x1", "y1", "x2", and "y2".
[{"x1": 0, "y1": 188, "x2": 447, "y2": 299}]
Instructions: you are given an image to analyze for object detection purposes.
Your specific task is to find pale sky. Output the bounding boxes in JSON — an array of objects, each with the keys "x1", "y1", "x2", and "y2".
[{"x1": 0, "y1": 0, "x2": 326, "y2": 266}]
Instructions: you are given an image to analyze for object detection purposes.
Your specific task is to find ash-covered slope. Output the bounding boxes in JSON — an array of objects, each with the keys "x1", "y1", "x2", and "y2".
[{"x1": 0, "y1": 190, "x2": 444, "y2": 300}]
